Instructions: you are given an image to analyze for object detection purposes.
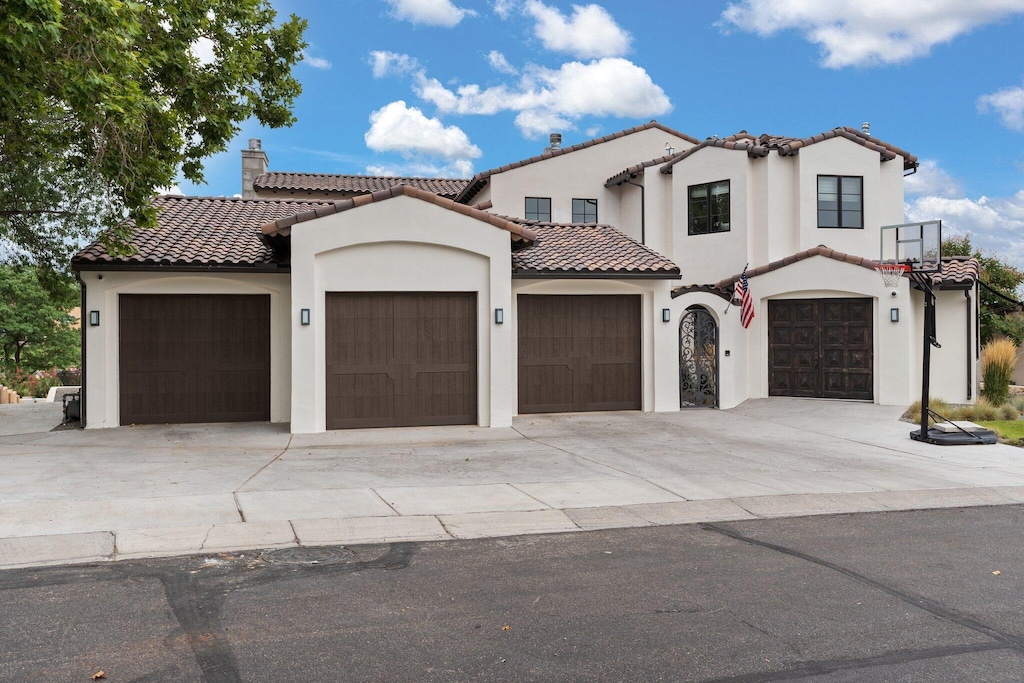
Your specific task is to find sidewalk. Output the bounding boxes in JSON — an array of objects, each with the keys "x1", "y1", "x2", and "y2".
[{"x1": 2, "y1": 399, "x2": 1023, "y2": 569}]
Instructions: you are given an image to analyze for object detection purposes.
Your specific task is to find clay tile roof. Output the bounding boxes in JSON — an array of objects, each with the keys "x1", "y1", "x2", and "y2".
[
  {"x1": 511, "y1": 222, "x2": 680, "y2": 278},
  {"x1": 260, "y1": 184, "x2": 538, "y2": 243},
  {"x1": 254, "y1": 172, "x2": 470, "y2": 198},
  {"x1": 71, "y1": 195, "x2": 333, "y2": 270},
  {"x1": 928, "y1": 256, "x2": 981, "y2": 289},
  {"x1": 656, "y1": 132, "x2": 770, "y2": 176},
  {"x1": 757, "y1": 128, "x2": 917, "y2": 170},
  {"x1": 457, "y1": 121, "x2": 700, "y2": 203},
  {"x1": 671, "y1": 245, "x2": 876, "y2": 299}
]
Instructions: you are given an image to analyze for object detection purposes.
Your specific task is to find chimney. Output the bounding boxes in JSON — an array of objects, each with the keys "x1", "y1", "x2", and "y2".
[
  {"x1": 241, "y1": 138, "x2": 268, "y2": 198},
  {"x1": 545, "y1": 132, "x2": 562, "y2": 154},
  {"x1": 861, "y1": 121, "x2": 870, "y2": 135}
]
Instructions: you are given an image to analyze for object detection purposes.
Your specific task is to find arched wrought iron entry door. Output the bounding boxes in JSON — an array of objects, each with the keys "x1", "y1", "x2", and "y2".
[{"x1": 679, "y1": 307, "x2": 719, "y2": 408}]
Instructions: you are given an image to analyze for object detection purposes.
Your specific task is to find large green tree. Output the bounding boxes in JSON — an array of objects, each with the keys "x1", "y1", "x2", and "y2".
[
  {"x1": 0, "y1": 0, "x2": 307, "y2": 273},
  {"x1": 943, "y1": 234, "x2": 1024, "y2": 344},
  {"x1": 0, "y1": 264, "x2": 79, "y2": 372}
]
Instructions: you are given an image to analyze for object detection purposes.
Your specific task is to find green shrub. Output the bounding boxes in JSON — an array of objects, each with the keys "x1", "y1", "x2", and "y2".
[
  {"x1": 981, "y1": 338, "x2": 1018, "y2": 405},
  {"x1": 999, "y1": 404, "x2": 1020, "y2": 420},
  {"x1": 0, "y1": 368, "x2": 64, "y2": 399}
]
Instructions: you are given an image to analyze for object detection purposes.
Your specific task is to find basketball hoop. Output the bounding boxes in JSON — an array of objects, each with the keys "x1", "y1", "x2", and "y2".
[{"x1": 875, "y1": 262, "x2": 910, "y2": 288}]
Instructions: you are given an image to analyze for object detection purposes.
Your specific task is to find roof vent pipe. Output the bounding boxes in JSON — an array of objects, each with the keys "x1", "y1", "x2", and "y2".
[
  {"x1": 549, "y1": 133, "x2": 561, "y2": 151},
  {"x1": 249, "y1": 138, "x2": 262, "y2": 150},
  {"x1": 861, "y1": 122, "x2": 870, "y2": 135}
]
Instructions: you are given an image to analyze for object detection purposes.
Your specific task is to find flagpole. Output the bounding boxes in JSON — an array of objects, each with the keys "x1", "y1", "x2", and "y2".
[{"x1": 724, "y1": 263, "x2": 748, "y2": 315}]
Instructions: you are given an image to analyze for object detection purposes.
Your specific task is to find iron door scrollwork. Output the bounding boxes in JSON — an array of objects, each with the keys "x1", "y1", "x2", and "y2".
[{"x1": 679, "y1": 308, "x2": 718, "y2": 408}]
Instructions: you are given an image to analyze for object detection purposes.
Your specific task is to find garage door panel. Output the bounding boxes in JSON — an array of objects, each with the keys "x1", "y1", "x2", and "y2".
[
  {"x1": 119, "y1": 295, "x2": 270, "y2": 425},
  {"x1": 769, "y1": 298, "x2": 873, "y2": 400},
  {"x1": 325, "y1": 292, "x2": 476, "y2": 429},
  {"x1": 518, "y1": 295, "x2": 640, "y2": 414}
]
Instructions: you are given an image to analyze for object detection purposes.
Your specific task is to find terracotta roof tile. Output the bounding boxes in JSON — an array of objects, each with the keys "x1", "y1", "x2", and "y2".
[
  {"x1": 640, "y1": 132, "x2": 770, "y2": 180},
  {"x1": 511, "y1": 222, "x2": 680, "y2": 278},
  {"x1": 927, "y1": 256, "x2": 981, "y2": 288},
  {"x1": 254, "y1": 172, "x2": 469, "y2": 198},
  {"x1": 260, "y1": 184, "x2": 537, "y2": 243},
  {"x1": 72, "y1": 195, "x2": 332, "y2": 270},
  {"x1": 457, "y1": 121, "x2": 700, "y2": 203}
]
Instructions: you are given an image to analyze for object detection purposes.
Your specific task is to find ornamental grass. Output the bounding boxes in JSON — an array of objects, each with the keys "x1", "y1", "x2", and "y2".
[{"x1": 981, "y1": 338, "x2": 1018, "y2": 406}]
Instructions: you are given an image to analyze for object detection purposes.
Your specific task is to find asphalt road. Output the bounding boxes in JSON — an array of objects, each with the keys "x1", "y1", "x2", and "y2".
[{"x1": 3, "y1": 505, "x2": 1024, "y2": 682}]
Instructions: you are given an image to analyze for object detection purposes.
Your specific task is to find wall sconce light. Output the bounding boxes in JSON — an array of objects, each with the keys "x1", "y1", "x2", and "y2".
[
  {"x1": 494, "y1": 308, "x2": 504, "y2": 325},
  {"x1": 89, "y1": 310, "x2": 100, "y2": 327},
  {"x1": 890, "y1": 307, "x2": 899, "y2": 323},
  {"x1": 300, "y1": 308, "x2": 311, "y2": 326},
  {"x1": 662, "y1": 308, "x2": 671, "y2": 323}
]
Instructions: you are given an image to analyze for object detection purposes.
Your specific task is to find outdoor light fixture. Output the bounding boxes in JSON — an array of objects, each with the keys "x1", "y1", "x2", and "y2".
[
  {"x1": 890, "y1": 307, "x2": 899, "y2": 323},
  {"x1": 300, "y1": 308, "x2": 310, "y2": 326},
  {"x1": 662, "y1": 308, "x2": 671, "y2": 323},
  {"x1": 494, "y1": 308, "x2": 504, "y2": 324},
  {"x1": 88, "y1": 310, "x2": 100, "y2": 327}
]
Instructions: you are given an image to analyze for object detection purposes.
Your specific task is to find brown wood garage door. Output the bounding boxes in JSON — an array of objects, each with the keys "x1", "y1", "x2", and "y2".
[
  {"x1": 518, "y1": 294, "x2": 641, "y2": 414},
  {"x1": 325, "y1": 292, "x2": 477, "y2": 429},
  {"x1": 768, "y1": 298, "x2": 873, "y2": 400},
  {"x1": 119, "y1": 294, "x2": 271, "y2": 424}
]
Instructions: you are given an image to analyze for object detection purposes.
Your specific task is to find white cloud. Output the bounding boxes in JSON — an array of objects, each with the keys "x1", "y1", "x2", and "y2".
[
  {"x1": 524, "y1": 0, "x2": 631, "y2": 58},
  {"x1": 414, "y1": 57, "x2": 671, "y2": 137},
  {"x1": 487, "y1": 50, "x2": 518, "y2": 75},
  {"x1": 904, "y1": 160, "x2": 962, "y2": 199},
  {"x1": 301, "y1": 50, "x2": 332, "y2": 70},
  {"x1": 365, "y1": 101, "x2": 482, "y2": 166},
  {"x1": 191, "y1": 37, "x2": 216, "y2": 65},
  {"x1": 383, "y1": 0, "x2": 476, "y2": 27},
  {"x1": 907, "y1": 190, "x2": 1024, "y2": 268},
  {"x1": 493, "y1": 0, "x2": 515, "y2": 19},
  {"x1": 979, "y1": 81, "x2": 1024, "y2": 131},
  {"x1": 369, "y1": 51, "x2": 421, "y2": 78},
  {"x1": 719, "y1": 0, "x2": 1024, "y2": 68}
]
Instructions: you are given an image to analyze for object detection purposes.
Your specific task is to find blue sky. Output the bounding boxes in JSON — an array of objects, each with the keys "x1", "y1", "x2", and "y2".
[{"x1": 181, "y1": 0, "x2": 1024, "y2": 266}]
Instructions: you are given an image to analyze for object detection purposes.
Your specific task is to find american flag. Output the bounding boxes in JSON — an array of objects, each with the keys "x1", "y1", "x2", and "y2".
[{"x1": 735, "y1": 266, "x2": 755, "y2": 329}]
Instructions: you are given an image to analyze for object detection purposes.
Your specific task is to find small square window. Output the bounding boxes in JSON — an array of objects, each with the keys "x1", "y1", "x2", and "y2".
[
  {"x1": 818, "y1": 175, "x2": 862, "y2": 229},
  {"x1": 572, "y1": 198, "x2": 598, "y2": 223},
  {"x1": 688, "y1": 180, "x2": 730, "y2": 235},
  {"x1": 525, "y1": 197, "x2": 551, "y2": 222}
]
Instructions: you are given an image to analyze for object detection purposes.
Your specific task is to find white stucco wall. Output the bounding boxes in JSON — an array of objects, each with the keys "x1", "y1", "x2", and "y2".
[
  {"x1": 668, "y1": 147, "x2": 752, "y2": 286},
  {"x1": 911, "y1": 286, "x2": 977, "y2": 405},
  {"x1": 80, "y1": 271, "x2": 292, "y2": 429},
  {"x1": 485, "y1": 128, "x2": 694, "y2": 232},
  {"x1": 288, "y1": 195, "x2": 513, "y2": 433}
]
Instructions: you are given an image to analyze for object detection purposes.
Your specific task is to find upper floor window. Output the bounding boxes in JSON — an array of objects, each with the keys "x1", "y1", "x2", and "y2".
[
  {"x1": 688, "y1": 180, "x2": 730, "y2": 235},
  {"x1": 572, "y1": 198, "x2": 598, "y2": 223},
  {"x1": 818, "y1": 175, "x2": 862, "y2": 229},
  {"x1": 525, "y1": 197, "x2": 551, "y2": 222}
]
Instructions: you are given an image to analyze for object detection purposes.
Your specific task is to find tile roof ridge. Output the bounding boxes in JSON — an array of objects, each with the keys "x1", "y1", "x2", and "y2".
[
  {"x1": 258, "y1": 171, "x2": 469, "y2": 181},
  {"x1": 260, "y1": 182, "x2": 538, "y2": 241},
  {"x1": 155, "y1": 194, "x2": 331, "y2": 205},
  {"x1": 456, "y1": 120, "x2": 700, "y2": 203},
  {"x1": 659, "y1": 136, "x2": 769, "y2": 174}
]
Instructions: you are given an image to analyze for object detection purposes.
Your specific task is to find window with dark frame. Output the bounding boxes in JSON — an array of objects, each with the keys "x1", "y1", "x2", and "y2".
[
  {"x1": 817, "y1": 175, "x2": 863, "y2": 229},
  {"x1": 525, "y1": 197, "x2": 551, "y2": 222},
  {"x1": 572, "y1": 198, "x2": 597, "y2": 223},
  {"x1": 687, "y1": 180, "x2": 730, "y2": 235}
]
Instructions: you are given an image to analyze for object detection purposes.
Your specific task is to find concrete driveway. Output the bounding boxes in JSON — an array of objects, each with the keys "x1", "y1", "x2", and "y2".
[{"x1": 2, "y1": 399, "x2": 1024, "y2": 569}]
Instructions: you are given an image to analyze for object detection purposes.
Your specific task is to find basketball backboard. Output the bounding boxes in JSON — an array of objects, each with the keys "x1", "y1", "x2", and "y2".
[{"x1": 880, "y1": 221, "x2": 942, "y2": 273}]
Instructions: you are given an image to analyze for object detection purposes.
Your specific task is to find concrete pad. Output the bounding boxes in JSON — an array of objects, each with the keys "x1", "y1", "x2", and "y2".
[
  {"x1": 733, "y1": 492, "x2": 888, "y2": 519},
  {"x1": 292, "y1": 516, "x2": 449, "y2": 546},
  {"x1": 440, "y1": 509, "x2": 579, "y2": 539},
  {"x1": 828, "y1": 469, "x2": 965, "y2": 491},
  {"x1": 919, "y1": 467, "x2": 1024, "y2": 488},
  {"x1": 236, "y1": 489, "x2": 395, "y2": 522},
  {"x1": 731, "y1": 472, "x2": 883, "y2": 495},
  {"x1": 115, "y1": 521, "x2": 297, "y2": 559},
  {"x1": 514, "y1": 479, "x2": 684, "y2": 509},
  {"x1": 375, "y1": 484, "x2": 546, "y2": 515},
  {"x1": 866, "y1": 487, "x2": 1019, "y2": 511},
  {"x1": 0, "y1": 531, "x2": 114, "y2": 569},
  {"x1": 623, "y1": 499, "x2": 756, "y2": 526},
  {"x1": 0, "y1": 494, "x2": 241, "y2": 538},
  {"x1": 564, "y1": 506, "x2": 654, "y2": 530},
  {"x1": 656, "y1": 475, "x2": 785, "y2": 500}
]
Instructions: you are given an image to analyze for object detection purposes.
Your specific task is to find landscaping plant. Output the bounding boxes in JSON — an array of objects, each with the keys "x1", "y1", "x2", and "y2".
[{"x1": 981, "y1": 338, "x2": 1018, "y2": 405}]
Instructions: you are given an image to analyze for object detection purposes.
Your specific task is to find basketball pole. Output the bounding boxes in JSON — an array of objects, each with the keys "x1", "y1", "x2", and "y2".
[{"x1": 911, "y1": 271, "x2": 941, "y2": 443}]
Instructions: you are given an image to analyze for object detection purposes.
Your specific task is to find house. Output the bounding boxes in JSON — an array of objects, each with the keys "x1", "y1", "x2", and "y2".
[{"x1": 72, "y1": 121, "x2": 980, "y2": 432}]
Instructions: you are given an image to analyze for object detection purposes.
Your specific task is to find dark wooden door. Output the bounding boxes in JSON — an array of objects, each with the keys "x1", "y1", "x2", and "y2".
[
  {"x1": 768, "y1": 298, "x2": 873, "y2": 400},
  {"x1": 325, "y1": 292, "x2": 477, "y2": 429},
  {"x1": 518, "y1": 294, "x2": 641, "y2": 414},
  {"x1": 119, "y1": 294, "x2": 271, "y2": 424}
]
